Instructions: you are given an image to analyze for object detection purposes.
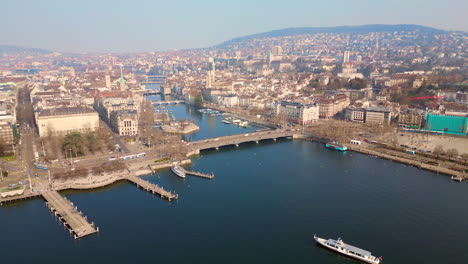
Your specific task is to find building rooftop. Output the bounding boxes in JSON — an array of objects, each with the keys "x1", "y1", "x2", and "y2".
[
  {"x1": 38, "y1": 106, "x2": 96, "y2": 117},
  {"x1": 367, "y1": 106, "x2": 392, "y2": 113}
]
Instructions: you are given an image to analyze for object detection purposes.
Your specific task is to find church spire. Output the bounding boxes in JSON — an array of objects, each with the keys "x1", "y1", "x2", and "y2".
[{"x1": 119, "y1": 65, "x2": 126, "y2": 85}]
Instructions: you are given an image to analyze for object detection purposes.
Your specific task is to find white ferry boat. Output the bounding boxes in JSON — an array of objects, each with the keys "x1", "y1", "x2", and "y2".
[
  {"x1": 171, "y1": 165, "x2": 186, "y2": 178},
  {"x1": 314, "y1": 235, "x2": 382, "y2": 264}
]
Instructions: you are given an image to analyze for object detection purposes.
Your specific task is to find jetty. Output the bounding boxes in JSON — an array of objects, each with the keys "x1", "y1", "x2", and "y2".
[
  {"x1": 451, "y1": 176, "x2": 465, "y2": 182},
  {"x1": 178, "y1": 166, "x2": 214, "y2": 179},
  {"x1": 42, "y1": 190, "x2": 98, "y2": 239},
  {"x1": 127, "y1": 175, "x2": 177, "y2": 201}
]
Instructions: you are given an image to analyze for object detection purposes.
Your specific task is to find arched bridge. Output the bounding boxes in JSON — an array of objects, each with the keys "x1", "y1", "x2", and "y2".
[
  {"x1": 189, "y1": 129, "x2": 297, "y2": 151},
  {"x1": 152, "y1": 100, "x2": 185, "y2": 106}
]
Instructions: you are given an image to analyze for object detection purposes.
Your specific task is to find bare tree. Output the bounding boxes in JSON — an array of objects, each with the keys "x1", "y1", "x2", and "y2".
[
  {"x1": 433, "y1": 145, "x2": 445, "y2": 158},
  {"x1": 446, "y1": 148, "x2": 459, "y2": 158}
]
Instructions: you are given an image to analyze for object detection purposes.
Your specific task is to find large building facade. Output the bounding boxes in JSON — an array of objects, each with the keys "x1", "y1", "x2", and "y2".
[
  {"x1": 317, "y1": 94, "x2": 350, "y2": 119},
  {"x1": 110, "y1": 110, "x2": 139, "y2": 136},
  {"x1": 345, "y1": 107, "x2": 366, "y2": 122},
  {"x1": 365, "y1": 107, "x2": 393, "y2": 124},
  {"x1": 276, "y1": 101, "x2": 319, "y2": 125},
  {"x1": 398, "y1": 110, "x2": 424, "y2": 128},
  {"x1": 0, "y1": 122, "x2": 14, "y2": 148},
  {"x1": 425, "y1": 113, "x2": 468, "y2": 135},
  {"x1": 36, "y1": 107, "x2": 99, "y2": 137}
]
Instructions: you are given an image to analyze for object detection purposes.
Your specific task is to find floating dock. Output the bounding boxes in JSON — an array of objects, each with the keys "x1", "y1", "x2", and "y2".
[
  {"x1": 42, "y1": 190, "x2": 98, "y2": 239},
  {"x1": 127, "y1": 175, "x2": 177, "y2": 201}
]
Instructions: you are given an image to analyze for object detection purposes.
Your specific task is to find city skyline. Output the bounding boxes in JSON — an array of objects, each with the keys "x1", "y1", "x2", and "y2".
[{"x1": 2, "y1": 0, "x2": 467, "y2": 53}]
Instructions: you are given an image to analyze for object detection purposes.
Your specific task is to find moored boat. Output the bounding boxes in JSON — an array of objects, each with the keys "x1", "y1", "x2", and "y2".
[
  {"x1": 171, "y1": 165, "x2": 186, "y2": 178},
  {"x1": 314, "y1": 235, "x2": 382, "y2": 264},
  {"x1": 325, "y1": 142, "x2": 348, "y2": 151},
  {"x1": 239, "y1": 121, "x2": 250, "y2": 127}
]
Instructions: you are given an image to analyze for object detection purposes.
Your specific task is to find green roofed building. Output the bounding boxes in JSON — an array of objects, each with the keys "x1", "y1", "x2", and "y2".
[{"x1": 425, "y1": 113, "x2": 468, "y2": 135}]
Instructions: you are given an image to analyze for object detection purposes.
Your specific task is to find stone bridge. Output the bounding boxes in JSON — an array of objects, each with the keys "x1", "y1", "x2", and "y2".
[
  {"x1": 152, "y1": 100, "x2": 185, "y2": 106},
  {"x1": 189, "y1": 129, "x2": 297, "y2": 151}
]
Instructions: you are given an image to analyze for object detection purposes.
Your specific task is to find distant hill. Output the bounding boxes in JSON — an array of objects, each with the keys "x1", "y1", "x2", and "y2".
[
  {"x1": 218, "y1": 24, "x2": 447, "y2": 47},
  {"x1": 0, "y1": 45, "x2": 51, "y2": 56}
]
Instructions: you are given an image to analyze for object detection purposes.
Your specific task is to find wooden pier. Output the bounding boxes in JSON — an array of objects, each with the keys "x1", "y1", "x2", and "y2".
[
  {"x1": 127, "y1": 175, "x2": 177, "y2": 201},
  {"x1": 42, "y1": 190, "x2": 98, "y2": 239},
  {"x1": 178, "y1": 166, "x2": 214, "y2": 179}
]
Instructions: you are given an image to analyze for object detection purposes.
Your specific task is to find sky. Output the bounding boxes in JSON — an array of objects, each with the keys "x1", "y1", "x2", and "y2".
[{"x1": 2, "y1": 0, "x2": 467, "y2": 53}]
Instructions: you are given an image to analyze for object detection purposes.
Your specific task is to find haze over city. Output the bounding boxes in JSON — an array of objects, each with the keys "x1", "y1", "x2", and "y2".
[{"x1": 2, "y1": 0, "x2": 467, "y2": 52}]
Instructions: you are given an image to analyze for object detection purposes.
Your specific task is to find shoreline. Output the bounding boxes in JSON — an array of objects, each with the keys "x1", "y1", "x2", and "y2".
[
  {"x1": 1, "y1": 133, "x2": 465, "y2": 205},
  {"x1": 346, "y1": 145, "x2": 465, "y2": 178},
  {"x1": 294, "y1": 134, "x2": 465, "y2": 179}
]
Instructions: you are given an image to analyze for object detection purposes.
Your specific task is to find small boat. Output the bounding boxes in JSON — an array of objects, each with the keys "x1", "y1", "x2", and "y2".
[
  {"x1": 314, "y1": 235, "x2": 382, "y2": 264},
  {"x1": 222, "y1": 119, "x2": 232, "y2": 124},
  {"x1": 239, "y1": 121, "x2": 250, "y2": 128},
  {"x1": 171, "y1": 165, "x2": 186, "y2": 178},
  {"x1": 325, "y1": 142, "x2": 347, "y2": 151}
]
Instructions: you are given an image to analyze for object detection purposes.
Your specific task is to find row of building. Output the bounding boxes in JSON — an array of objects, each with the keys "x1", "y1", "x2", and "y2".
[
  {"x1": 0, "y1": 82, "x2": 18, "y2": 151},
  {"x1": 35, "y1": 71, "x2": 141, "y2": 138}
]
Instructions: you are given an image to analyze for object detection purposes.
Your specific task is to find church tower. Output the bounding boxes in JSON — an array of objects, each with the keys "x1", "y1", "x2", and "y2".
[{"x1": 118, "y1": 65, "x2": 127, "y2": 91}]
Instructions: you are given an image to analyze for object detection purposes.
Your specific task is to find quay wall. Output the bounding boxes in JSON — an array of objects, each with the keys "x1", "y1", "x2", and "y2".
[
  {"x1": 297, "y1": 134, "x2": 465, "y2": 179},
  {"x1": 346, "y1": 145, "x2": 464, "y2": 178}
]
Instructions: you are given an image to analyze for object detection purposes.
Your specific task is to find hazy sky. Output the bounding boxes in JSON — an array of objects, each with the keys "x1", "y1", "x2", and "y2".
[{"x1": 2, "y1": 0, "x2": 467, "y2": 53}]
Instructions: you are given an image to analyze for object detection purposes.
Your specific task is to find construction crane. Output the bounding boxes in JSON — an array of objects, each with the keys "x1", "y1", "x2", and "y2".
[{"x1": 407, "y1": 95, "x2": 444, "y2": 109}]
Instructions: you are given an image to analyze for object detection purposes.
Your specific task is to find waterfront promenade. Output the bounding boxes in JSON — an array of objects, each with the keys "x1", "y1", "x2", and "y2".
[{"x1": 346, "y1": 144, "x2": 466, "y2": 179}]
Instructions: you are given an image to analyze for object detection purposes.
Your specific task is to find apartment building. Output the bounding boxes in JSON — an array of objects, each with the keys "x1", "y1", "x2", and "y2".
[
  {"x1": 316, "y1": 94, "x2": 350, "y2": 119},
  {"x1": 276, "y1": 101, "x2": 319, "y2": 125}
]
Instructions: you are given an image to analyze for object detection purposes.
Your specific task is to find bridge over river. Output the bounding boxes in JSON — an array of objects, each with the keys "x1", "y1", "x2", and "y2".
[
  {"x1": 189, "y1": 129, "x2": 297, "y2": 151},
  {"x1": 152, "y1": 100, "x2": 184, "y2": 106}
]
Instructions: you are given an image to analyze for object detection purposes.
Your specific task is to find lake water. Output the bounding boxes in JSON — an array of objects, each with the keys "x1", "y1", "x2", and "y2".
[{"x1": 1, "y1": 99, "x2": 467, "y2": 264}]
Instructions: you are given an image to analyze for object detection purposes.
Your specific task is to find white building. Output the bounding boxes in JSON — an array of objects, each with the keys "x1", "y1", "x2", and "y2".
[
  {"x1": 36, "y1": 107, "x2": 99, "y2": 137},
  {"x1": 111, "y1": 110, "x2": 139, "y2": 136},
  {"x1": 220, "y1": 95, "x2": 239, "y2": 108},
  {"x1": 276, "y1": 101, "x2": 319, "y2": 125}
]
